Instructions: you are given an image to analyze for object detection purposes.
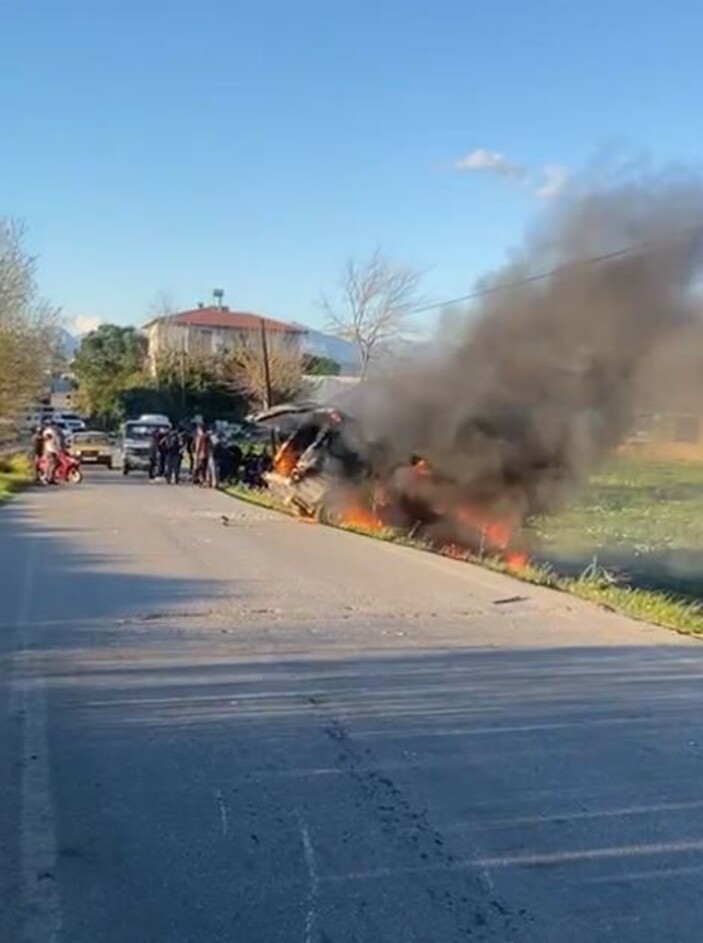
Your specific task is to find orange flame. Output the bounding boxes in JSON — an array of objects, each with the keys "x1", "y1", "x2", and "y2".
[
  {"x1": 453, "y1": 503, "x2": 526, "y2": 569},
  {"x1": 339, "y1": 500, "x2": 385, "y2": 531},
  {"x1": 271, "y1": 447, "x2": 529, "y2": 568},
  {"x1": 504, "y1": 550, "x2": 529, "y2": 569},
  {"x1": 273, "y1": 440, "x2": 299, "y2": 476},
  {"x1": 455, "y1": 505, "x2": 509, "y2": 547}
]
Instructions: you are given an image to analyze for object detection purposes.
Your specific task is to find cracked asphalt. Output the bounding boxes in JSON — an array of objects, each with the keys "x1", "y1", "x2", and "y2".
[{"x1": 2, "y1": 471, "x2": 703, "y2": 942}]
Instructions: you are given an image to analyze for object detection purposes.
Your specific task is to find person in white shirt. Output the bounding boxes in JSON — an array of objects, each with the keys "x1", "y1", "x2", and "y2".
[{"x1": 42, "y1": 424, "x2": 60, "y2": 484}]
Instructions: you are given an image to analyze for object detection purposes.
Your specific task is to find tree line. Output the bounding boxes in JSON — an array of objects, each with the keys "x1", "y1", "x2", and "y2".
[
  {"x1": 0, "y1": 214, "x2": 424, "y2": 431},
  {"x1": 71, "y1": 324, "x2": 342, "y2": 428},
  {"x1": 71, "y1": 244, "x2": 423, "y2": 428},
  {"x1": 0, "y1": 219, "x2": 62, "y2": 438}
]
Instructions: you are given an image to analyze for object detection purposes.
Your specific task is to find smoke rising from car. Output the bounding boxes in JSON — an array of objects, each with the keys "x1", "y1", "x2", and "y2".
[{"x1": 346, "y1": 169, "x2": 703, "y2": 523}]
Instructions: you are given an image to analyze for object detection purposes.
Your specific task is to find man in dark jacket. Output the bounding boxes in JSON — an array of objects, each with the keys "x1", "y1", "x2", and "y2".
[
  {"x1": 165, "y1": 429, "x2": 184, "y2": 485},
  {"x1": 148, "y1": 429, "x2": 160, "y2": 480}
]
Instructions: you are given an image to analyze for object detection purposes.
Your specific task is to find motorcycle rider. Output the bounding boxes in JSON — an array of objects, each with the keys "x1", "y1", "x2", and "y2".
[{"x1": 41, "y1": 422, "x2": 60, "y2": 484}]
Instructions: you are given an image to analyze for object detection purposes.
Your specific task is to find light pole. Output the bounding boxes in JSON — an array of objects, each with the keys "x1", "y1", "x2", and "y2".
[
  {"x1": 259, "y1": 318, "x2": 276, "y2": 452},
  {"x1": 259, "y1": 318, "x2": 273, "y2": 410}
]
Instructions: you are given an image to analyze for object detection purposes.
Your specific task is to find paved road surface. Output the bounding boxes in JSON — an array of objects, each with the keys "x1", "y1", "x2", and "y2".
[{"x1": 2, "y1": 473, "x2": 703, "y2": 942}]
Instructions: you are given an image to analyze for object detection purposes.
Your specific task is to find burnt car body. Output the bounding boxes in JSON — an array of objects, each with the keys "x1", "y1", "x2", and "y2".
[
  {"x1": 249, "y1": 404, "x2": 370, "y2": 520},
  {"x1": 249, "y1": 403, "x2": 466, "y2": 535},
  {"x1": 249, "y1": 402, "x2": 531, "y2": 562}
]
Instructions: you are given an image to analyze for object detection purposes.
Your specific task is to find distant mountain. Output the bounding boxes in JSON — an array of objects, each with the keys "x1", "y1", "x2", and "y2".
[
  {"x1": 299, "y1": 328, "x2": 358, "y2": 374},
  {"x1": 57, "y1": 328, "x2": 79, "y2": 358}
]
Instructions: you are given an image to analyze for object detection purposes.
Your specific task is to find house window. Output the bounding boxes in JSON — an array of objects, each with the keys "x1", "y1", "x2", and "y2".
[{"x1": 193, "y1": 329, "x2": 214, "y2": 353}]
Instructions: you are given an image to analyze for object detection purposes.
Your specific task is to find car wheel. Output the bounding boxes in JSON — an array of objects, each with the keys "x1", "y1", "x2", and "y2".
[
  {"x1": 316, "y1": 502, "x2": 341, "y2": 526},
  {"x1": 122, "y1": 464, "x2": 130, "y2": 476}
]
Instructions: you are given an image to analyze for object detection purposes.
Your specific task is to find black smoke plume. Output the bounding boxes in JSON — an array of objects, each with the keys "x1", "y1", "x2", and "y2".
[{"x1": 346, "y1": 170, "x2": 703, "y2": 527}]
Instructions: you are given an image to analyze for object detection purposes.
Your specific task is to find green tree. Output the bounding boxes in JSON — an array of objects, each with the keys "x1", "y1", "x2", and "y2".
[
  {"x1": 144, "y1": 349, "x2": 247, "y2": 423},
  {"x1": 302, "y1": 354, "x2": 341, "y2": 376},
  {"x1": 0, "y1": 219, "x2": 61, "y2": 428},
  {"x1": 73, "y1": 324, "x2": 146, "y2": 425}
]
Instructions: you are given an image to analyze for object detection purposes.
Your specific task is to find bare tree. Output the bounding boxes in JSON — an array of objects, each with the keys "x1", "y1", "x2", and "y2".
[
  {"x1": 0, "y1": 219, "x2": 61, "y2": 428},
  {"x1": 321, "y1": 249, "x2": 423, "y2": 378},
  {"x1": 147, "y1": 289, "x2": 178, "y2": 320},
  {"x1": 226, "y1": 332, "x2": 306, "y2": 408}
]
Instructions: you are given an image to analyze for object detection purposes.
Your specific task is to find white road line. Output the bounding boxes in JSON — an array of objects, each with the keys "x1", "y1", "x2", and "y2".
[
  {"x1": 14, "y1": 540, "x2": 62, "y2": 943},
  {"x1": 298, "y1": 816, "x2": 320, "y2": 943}
]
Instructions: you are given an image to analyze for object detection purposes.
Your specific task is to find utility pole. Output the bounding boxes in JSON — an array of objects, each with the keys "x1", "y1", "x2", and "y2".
[
  {"x1": 259, "y1": 317, "x2": 277, "y2": 452},
  {"x1": 179, "y1": 339, "x2": 186, "y2": 415},
  {"x1": 259, "y1": 317, "x2": 273, "y2": 410}
]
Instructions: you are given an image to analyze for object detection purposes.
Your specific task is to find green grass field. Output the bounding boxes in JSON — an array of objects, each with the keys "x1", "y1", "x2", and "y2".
[{"x1": 531, "y1": 458, "x2": 703, "y2": 604}]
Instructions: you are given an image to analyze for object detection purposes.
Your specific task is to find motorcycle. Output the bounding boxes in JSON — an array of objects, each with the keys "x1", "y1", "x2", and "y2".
[{"x1": 37, "y1": 451, "x2": 83, "y2": 485}]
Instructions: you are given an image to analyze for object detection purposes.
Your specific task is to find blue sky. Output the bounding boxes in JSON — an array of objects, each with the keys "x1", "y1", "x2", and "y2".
[{"x1": 2, "y1": 0, "x2": 702, "y2": 334}]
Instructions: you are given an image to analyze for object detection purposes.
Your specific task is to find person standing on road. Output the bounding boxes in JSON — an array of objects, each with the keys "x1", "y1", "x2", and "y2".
[
  {"x1": 193, "y1": 423, "x2": 210, "y2": 485},
  {"x1": 183, "y1": 427, "x2": 195, "y2": 480},
  {"x1": 207, "y1": 428, "x2": 225, "y2": 489},
  {"x1": 157, "y1": 428, "x2": 169, "y2": 478},
  {"x1": 148, "y1": 429, "x2": 160, "y2": 480},
  {"x1": 165, "y1": 428, "x2": 184, "y2": 485}
]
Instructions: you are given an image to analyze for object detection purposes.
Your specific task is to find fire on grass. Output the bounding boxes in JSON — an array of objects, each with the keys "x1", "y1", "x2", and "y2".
[{"x1": 270, "y1": 437, "x2": 529, "y2": 570}]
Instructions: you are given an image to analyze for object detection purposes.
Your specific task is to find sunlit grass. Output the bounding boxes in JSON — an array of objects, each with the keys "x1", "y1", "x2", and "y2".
[
  {"x1": 225, "y1": 482, "x2": 294, "y2": 512},
  {"x1": 531, "y1": 458, "x2": 703, "y2": 554},
  {"x1": 0, "y1": 452, "x2": 31, "y2": 504}
]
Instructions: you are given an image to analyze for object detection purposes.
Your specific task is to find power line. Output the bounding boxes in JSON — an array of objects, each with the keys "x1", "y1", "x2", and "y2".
[{"x1": 408, "y1": 222, "x2": 703, "y2": 316}]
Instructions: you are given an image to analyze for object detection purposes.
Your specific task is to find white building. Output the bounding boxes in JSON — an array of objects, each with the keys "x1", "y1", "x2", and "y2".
[{"x1": 141, "y1": 305, "x2": 307, "y2": 375}]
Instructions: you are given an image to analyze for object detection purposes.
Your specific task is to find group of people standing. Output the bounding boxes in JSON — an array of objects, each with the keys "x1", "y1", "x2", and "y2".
[
  {"x1": 148, "y1": 423, "x2": 220, "y2": 486},
  {"x1": 148, "y1": 423, "x2": 272, "y2": 488}
]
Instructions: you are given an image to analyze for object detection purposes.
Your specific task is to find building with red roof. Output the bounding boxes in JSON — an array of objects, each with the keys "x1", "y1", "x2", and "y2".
[{"x1": 141, "y1": 298, "x2": 307, "y2": 374}]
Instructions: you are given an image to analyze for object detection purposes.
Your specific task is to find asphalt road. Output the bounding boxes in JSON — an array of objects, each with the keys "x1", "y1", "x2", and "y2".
[{"x1": 2, "y1": 472, "x2": 703, "y2": 942}]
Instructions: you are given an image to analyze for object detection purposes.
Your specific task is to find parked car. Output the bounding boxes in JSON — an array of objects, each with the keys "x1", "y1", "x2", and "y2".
[
  {"x1": 68, "y1": 430, "x2": 113, "y2": 468},
  {"x1": 119, "y1": 416, "x2": 171, "y2": 475},
  {"x1": 51, "y1": 412, "x2": 86, "y2": 434},
  {"x1": 21, "y1": 407, "x2": 86, "y2": 439}
]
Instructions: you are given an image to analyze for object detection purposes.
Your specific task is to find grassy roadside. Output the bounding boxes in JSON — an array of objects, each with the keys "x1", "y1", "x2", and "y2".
[
  {"x1": 0, "y1": 453, "x2": 32, "y2": 505},
  {"x1": 225, "y1": 475, "x2": 703, "y2": 637},
  {"x1": 528, "y1": 457, "x2": 703, "y2": 632}
]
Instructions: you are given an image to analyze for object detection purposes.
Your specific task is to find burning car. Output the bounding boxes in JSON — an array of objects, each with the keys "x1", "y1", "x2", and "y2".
[
  {"x1": 250, "y1": 403, "x2": 371, "y2": 522},
  {"x1": 248, "y1": 403, "x2": 528, "y2": 566}
]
